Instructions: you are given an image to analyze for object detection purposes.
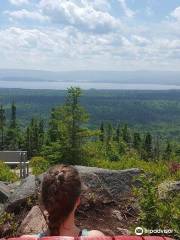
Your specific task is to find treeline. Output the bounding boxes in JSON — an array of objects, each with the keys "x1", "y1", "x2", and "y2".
[
  {"x1": 0, "y1": 102, "x2": 45, "y2": 156},
  {"x1": 1, "y1": 87, "x2": 179, "y2": 166},
  {"x1": 1, "y1": 89, "x2": 180, "y2": 140}
]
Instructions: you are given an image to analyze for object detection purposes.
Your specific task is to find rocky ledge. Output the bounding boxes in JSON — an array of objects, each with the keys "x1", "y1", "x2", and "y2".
[{"x1": 0, "y1": 166, "x2": 142, "y2": 237}]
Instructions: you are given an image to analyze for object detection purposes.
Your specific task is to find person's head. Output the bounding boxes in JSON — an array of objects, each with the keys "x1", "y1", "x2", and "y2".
[{"x1": 41, "y1": 164, "x2": 81, "y2": 236}]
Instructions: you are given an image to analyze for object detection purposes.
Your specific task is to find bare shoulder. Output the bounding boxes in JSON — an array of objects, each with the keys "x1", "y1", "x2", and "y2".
[{"x1": 88, "y1": 230, "x2": 105, "y2": 237}]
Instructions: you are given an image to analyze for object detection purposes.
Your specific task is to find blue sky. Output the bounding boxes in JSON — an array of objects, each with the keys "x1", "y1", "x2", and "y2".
[{"x1": 0, "y1": 0, "x2": 180, "y2": 71}]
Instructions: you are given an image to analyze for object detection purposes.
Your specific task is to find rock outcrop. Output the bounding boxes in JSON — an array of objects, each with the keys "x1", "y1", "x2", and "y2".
[
  {"x1": 18, "y1": 206, "x2": 47, "y2": 234},
  {"x1": 0, "y1": 166, "x2": 141, "y2": 237},
  {"x1": 158, "y1": 180, "x2": 180, "y2": 199},
  {"x1": 0, "y1": 182, "x2": 11, "y2": 203}
]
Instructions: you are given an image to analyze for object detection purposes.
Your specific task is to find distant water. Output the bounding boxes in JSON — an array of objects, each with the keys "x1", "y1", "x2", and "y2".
[{"x1": 1, "y1": 80, "x2": 180, "y2": 90}]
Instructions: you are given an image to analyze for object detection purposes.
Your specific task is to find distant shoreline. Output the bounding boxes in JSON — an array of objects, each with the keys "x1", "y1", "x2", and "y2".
[{"x1": 1, "y1": 81, "x2": 180, "y2": 91}]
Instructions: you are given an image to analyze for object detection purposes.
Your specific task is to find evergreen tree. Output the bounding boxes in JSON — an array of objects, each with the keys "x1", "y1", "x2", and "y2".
[
  {"x1": 99, "y1": 121, "x2": 105, "y2": 142},
  {"x1": 48, "y1": 108, "x2": 59, "y2": 142},
  {"x1": 10, "y1": 101, "x2": 17, "y2": 129},
  {"x1": 106, "y1": 123, "x2": 113, "y2": 144},
  {"x1": 143, "y1": 132, "x2": 153, "y2": 160},
  {"x1": 115, "y1": 123, "x2": 121, "y2": 142},
  {"x1": 0, "y1": 105, "x2": 6, "y2": 150},
  {"x1": 122, "y1": 124, "x2": 131, "y2": 144},
  {"x1": 164, "y1": 140, "x2": 172, "y2": 161},
  {"x1": 25, "y1": 118, "x2": 45, "y2": 158},
  {"x1": 5, "y1": 102, "x2": 20, "y2": 150},
  {"x1": 153, "y1": 136, "x2": 160, "y2": 161},
  {"x1": 48, "y1": 87, "x2": 89, "y2": 164},
  {"x1": 25, "y1": 126, "x2": 32, "y2": 157},
  {"x1": 133, "y1": 132, "x2": 141, "y2": 150},
  {"x1": 38, "y1": 119, "x2": 45, "y2": 148}
]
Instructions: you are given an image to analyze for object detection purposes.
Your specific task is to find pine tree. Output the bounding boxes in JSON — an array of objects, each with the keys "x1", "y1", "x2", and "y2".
[
  {"x1": 10, "y1": 101, "x2": 17, "y2": 129},
  {"x1": 133, "y1": 132, "x2": 141, "y2": 150},
  {"x1": 122, "y1": 124, "x2": 131, "y2": 144},
  {"x1": 115, "y1": 123, "x2": 121, "y2": 142},
  {"x1": 164, "y1": 140, "x2": 172, "y2": 161},
  {"x1": 99, "y1": 121, "x2": 105, "y2": 142},
  {"x1": 106, "y1": 123, "x2": 113, "y2": 144},
  {"x1": 25, "y1": 118, "x2": 45, "y2": 157},
  {"x1": 48, "y1": 108, "x2": 59, "y2": 142},
  {"x1": 38, "y1": 119, "x2": 45, "y2": 148},
  {"x1": 50, "y1": 87, "x2": 89, "y2": 164},
  {"x1": 0, "y1": 105, "x2": 6, "y2": 150},
  {"x1": 5, "y1": 102, "x2": 20, "y2": 150},
  {"x1": 143, "y1": 132, "x2": 153, "y2": 160},
  {"x1": 153, "y1": 136, "x2": 160, "y2": 161}
]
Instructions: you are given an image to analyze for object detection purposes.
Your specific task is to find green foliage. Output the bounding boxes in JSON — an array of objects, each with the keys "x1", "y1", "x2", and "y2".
[
  {"x1": 134, "y1": 176, "x2": 180, "y2": 238},
  {"x1": 41, "y1": 142, "x2": 63, "y2": 165},
  {"x1": 0, "y1": 161, "x2": 18, "y2": 182},
  {"x1": 0, "y1": 105, "x2": 6, "y2": 150},
  {"x1": 44, "y1": 87, "x2": 91, "y2": 165},
  {"x1": 0, "y1": 212, "x2": 18, "y2": 238},
  {"x1": 25, "y1": 118, "x2": 45, "y2": 158},
  {"x1": 30, "y1": 156, "x2": 50, "y2": 175}
]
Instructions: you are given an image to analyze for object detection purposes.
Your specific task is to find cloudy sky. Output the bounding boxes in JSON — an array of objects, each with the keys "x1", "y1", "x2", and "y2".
[{"x1": 0, "y1": 0, "x2": 180, "y2": 71}]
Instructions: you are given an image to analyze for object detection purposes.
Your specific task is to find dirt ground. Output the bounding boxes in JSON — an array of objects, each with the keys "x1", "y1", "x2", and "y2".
[{"x1": 76, "y1": 199, "x2": 138, "y2": 235}]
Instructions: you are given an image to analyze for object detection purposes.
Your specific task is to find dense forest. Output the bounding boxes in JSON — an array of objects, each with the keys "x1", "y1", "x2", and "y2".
[
  {"x1": 1, "y1": 88, "x2": 180, "y2": 139},
  {"x1": 0, "y1": 87, "x2": 180, "y2": 238},
  {"x1": 1, "y1": 88, "x2": 180, "y2": 162}
]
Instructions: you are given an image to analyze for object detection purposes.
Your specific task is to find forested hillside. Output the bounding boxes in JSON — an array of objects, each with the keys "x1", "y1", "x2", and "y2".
[
  {"x1": 1, "y1": 88, "x2": 180, "y2": 139},
  {"x1": 0, "y1": 87, "x2": 180, "y2": 238}
]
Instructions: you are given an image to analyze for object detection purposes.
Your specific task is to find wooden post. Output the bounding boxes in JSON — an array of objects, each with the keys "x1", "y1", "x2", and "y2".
[{"x1": 20, "y1": 152, "x2": 23, "y2": 178}]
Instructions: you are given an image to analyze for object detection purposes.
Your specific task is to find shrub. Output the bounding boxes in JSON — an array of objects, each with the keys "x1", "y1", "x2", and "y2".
[
  {"x1": 134, "y1": 175, "x2": 180, "y2": 238},
  {"x1": 30, "y1": 156, "x2": 50, "y2": 175},
  {"x1": 0, "y1": 161, "x2": 18, "y2": 182}
]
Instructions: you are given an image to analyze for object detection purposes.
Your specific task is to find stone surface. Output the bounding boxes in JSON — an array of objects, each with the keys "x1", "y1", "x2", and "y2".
[
  {"x1": 8, "y1": 181, "x2": 21, "y2": 194},
  {"x1": 1, "y1": 166, "x2": 141, "y2": 236},
  {"x1": 158, "y1": 181, "x2": 180, "y2": 199},
  {"x1": 111, "y1": 210, "x2": 123, "y2": 221},
  {"x1": 5, "y1": 166, "x2": 141, "y2": 213},
  {"x1": 0, "y1": 182, "x2": 11, "y2": 203},
  {"x1": 0, "y1": 203, "x2": 4, "y2": 215},
  {"x1": 6, "y1": 175, "x2": 37, "y2": 211},
  {"x1": 18, "y1": 205, "x2": 47, "y2": 234},
  {"x1": 117, "y1": 227, "x2": 130, "y2": 235},
  {"x1": 76, "y1": 166, "x2": 141, "y2": 201}
]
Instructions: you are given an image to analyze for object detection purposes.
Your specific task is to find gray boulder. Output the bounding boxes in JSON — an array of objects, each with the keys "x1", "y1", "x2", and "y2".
[
  {"x1": 158, "y1": 180, "x2": 180, "y2": 199},
  {"x1": 76, "y1": 166, "x2": 141, "y2": 201},
  {"x1": 18, "y1": 205, "x2": 47, "y2": 234},
  {"x1": 3, "y1": 166, "x2": 141, "y2": 236},
  {"x1": 6, "y1": 166, "x2": 141, "y2": 212},
  {"x1": 6, "y1": 175, "x2": 37, "y2": 211},
  {"x1": 0, "y1": 203, "x2": 4, "y2": 215},
  {"x1": 0, "y1": 182, "x2": 11, "y2": 203}
]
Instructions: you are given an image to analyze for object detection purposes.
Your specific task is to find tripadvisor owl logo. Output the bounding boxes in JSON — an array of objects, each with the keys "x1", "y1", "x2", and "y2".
[{"x1": 135, "y1": 227, "x2": 144, "y2": 235}]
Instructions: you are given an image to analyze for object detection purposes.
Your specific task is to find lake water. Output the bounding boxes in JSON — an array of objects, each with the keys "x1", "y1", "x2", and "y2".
[{"x1": 1, "y1": 80, "x2": 180, "y2": 90}]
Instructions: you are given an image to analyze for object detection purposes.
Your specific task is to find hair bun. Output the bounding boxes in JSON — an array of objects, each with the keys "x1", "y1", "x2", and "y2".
[{"x1": 56, "y1": 171, "x2": 65, "y2": 184}]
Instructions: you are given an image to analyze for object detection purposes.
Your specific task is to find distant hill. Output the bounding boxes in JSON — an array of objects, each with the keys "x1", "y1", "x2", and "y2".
[{"x1": 0, "y1": 69, "x2": 180, "y2": 85}]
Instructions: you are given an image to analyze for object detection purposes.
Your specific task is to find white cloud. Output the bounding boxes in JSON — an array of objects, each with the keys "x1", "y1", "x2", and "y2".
[
  {"x1": 39, "y1": 0, "x2": 120, "y2": 33},
  {"x1": 0, "y1": 26, "x2": 179, "y2": 71},
  {"x1": 171, "y1": 6, "x2": 180, "y2": 21},
  {"x1": 81, "y1": 0, "x2": 111, "y2": 11},
  {"x1": 118, "y1": 0, "x2": 135, "y2": 18},
  {"x1": 5, "y1": 9, "x2": 49, "y2": 22},
  {"x1": 9, "y1": 0, "x2": 29, "y2": 5},
  {"x1": 132, "y1": 35, "x2": 151, "y2": 46}
]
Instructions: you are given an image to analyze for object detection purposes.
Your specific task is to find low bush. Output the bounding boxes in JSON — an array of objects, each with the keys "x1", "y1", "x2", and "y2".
[
  {"x1": 134, "y1": 175, "x2": 180, "y2": 238},
  {"x1": 30, "y1": 156, "x2": 50, "y2": 175},
  {"x1": 0, "y1": 161, "x2": 18, "y2": 182}
]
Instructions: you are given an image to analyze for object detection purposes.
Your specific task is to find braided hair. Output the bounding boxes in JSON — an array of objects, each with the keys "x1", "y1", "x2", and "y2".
[{"x1": 41, "y1": 164, "x2": 81, "y2": 236}]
